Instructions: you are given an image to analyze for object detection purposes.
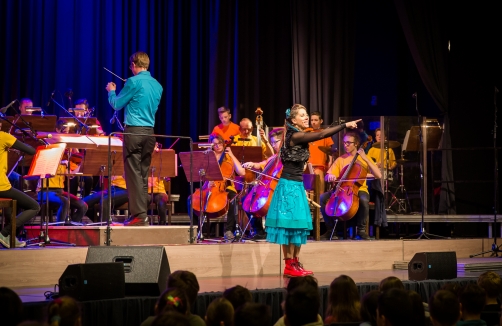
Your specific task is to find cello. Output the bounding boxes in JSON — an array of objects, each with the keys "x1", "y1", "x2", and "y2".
[
  {"x1": 324, "y1": 151, "x2": 368, "y2": 221},
  {"x1": 241, "y1": 154, "x2": 283, "y2": 218},
  {"x1": 191, "y1": 146, "x2": 235, "y2": 219}
]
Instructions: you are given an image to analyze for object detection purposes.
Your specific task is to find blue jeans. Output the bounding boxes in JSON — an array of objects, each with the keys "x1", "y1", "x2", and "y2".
[
  {"x1": 38, "y1": 189, "x2": 88, "y2": 222},
  {"x1": 82, "y1": 186, "x2": 128, "y2": 222}
]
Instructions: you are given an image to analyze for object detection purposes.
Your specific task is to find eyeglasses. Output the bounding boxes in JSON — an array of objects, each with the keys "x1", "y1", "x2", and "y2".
[
  {"x1": 212, "y1": 142, "x2": 223, "y2": 147},
  {"x1": 240, "y1": 128, "x2": 253, "y2": 132},
  {"x1": 343, "y1": 141, "x2": 355, "y2": 146}
]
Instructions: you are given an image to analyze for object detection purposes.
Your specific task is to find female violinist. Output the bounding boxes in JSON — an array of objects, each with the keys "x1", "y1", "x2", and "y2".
[
  {"x1": 265, "y1": 104, "x2": 360, "y2": 277},
  {"x1": 319, "y1": 132, "x2": 382, "y2": 241},
  {"x1": 241, "y1": 127, "x2": 284, "y2": 240},
  {"x1": 190, "y1": 133, "x2": 246, "y2": 241}
]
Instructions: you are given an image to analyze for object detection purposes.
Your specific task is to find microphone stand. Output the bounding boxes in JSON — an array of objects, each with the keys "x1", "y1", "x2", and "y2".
[
  {"x1": 0, "y1": 111, "x2": 48, "y2": 146},
  {"x1": 48, "y1": 96, "x2": 86, "y2": 226},
  {"x1": 407, "y1": 92, "x2": 443, "y2": 239},
  {"x1": 470, "y1": 86, "x2": 500, "y2": 257}
]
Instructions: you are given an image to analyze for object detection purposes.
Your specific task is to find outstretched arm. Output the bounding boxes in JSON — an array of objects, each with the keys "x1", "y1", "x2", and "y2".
[{"x1": 290, "y1": 119, "x2": 361, "y2": 146}]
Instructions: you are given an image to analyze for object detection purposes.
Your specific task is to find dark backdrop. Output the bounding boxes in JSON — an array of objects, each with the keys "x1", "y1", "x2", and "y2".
[{"x1": 0, "y1": 0, "x2": 500, "y2": 215}]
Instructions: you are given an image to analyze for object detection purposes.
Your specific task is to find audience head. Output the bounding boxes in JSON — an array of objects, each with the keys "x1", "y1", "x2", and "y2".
[
  {"x1": 360, "y1": 290, "x2": 379, "y2": 326},
  {"x1": 234, "y1": 302, "x2": 271, "y2": 326},
  {"x1": 477, "y1": 271, "x2": 502, "y2": 300},
  {"x1": 167, "y1": 270, "x2": 200, "y2": 308},
  {"x1": 155, "y1": 287, "x2": 190, "y2": 316},
  {"x1": 205, "y1": 297, "x2": 234, "y2": 326},
  {"x1": 428, "y1": 290, "x2": 460, "y2": 326},
  {"x1": 377, "y1": 288, "x2": 413, "y2": 326},
  {"x1": 222, "y1": 285, "x2": 253, "y2": 310},
  {"x1": 379, "y1": 276, "x2": 405, "y2": 292},
  {"x1": 151, "y1": 310, "x2": 190, "y2": 326},
  {"x1": 0, "y1": 287, "x2": 23, "y2": 326},
  {"x1": 286, "y1": 275, "x2": 318, "y2": 293},
  {"x1": 47, "y1": 296, "x2": 81, "y2": 326},
  {"x1": 284, "y1": 284, "x2": 320, "y2": 326},
  {"x1": 440, "y1": 282, "x2": 462, "y2": 297},
  {"x1": 408, "y1": 290, "x2": 426, "y2": 326},
  {"x1": 326, "y1": 274, "x2": 361, "y2": 322},
  {"x1": 458, "y1": 284, "x2": 486, "y2": 317}
]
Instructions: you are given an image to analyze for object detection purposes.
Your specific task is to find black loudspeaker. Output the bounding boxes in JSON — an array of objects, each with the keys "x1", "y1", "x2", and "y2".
[
  {"x1": 59, "y1": 262, "x2": 125, "y2": 301},
  {"x1": 408, "y1": 251, "x2": 457, "y2": 281},
  {"x1": 85, "y1": 246, "x2": 171, "y2": 296}
]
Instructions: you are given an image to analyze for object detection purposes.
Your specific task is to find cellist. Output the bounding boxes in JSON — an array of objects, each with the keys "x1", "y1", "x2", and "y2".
[
  {"x1": 241, "y1": 127, "x2": 284, "y2": 240},
  {"x1": 192, "y1": 133, "x2": 246, "y2": 241},
  {"x1": 320, "y1": 132, "x2": 382, "y2": 240}
]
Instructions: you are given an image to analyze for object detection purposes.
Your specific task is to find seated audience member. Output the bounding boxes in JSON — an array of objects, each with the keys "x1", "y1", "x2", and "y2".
[
  {"x1": 205, "y1": 297, "x2": 234, "y2": 326},
  {"x1": 428, "y1": 290, "x2": 460, "y2": 326},
  {"x1": 47, "y1": 296, "x2": 81, "y2": 326},
  {"x1": 0, "y1": 287, "x2": 23, "y2": 326},
  {"x1": 275, "y1": 276, "x2": 321, "y2": 326},
  {"x1": 324, "y1": 274, "x2": 361, "y2": 324},
  {"x1": 141, "y1": 287, "x2": 190, "y2": 326},
  {"x1": 167, "y1": 271, "x2": 206, "y2": 326},
  {"x1": 379, "y1": 276, "x2": 405, "y2": 292},
  {"x1": 377, "y1": 288, "x2": 413, "y2": 326},
  {"x1": 222, "y1": 285, "x2": 253, "y2": 311},
  {"x1": 457, "y1": 284, "x2": 487, "y2": 326},
  {"x1": 477, "y1": 271, "x2": 502, "y2": 326},
  {"x1": 360, "y1": 290, "x2": 380, "y2": 326},
  {"x1": 284, "y1": 284, "x2": 323, "y2": 326},
  {"x1": 234, "y1": 302, "x2": 271, "y2": 326},
  {"x1": 151, "y1": 311, "x2": 190, "y2": 326},
  {"x1": 408, "y1": 290, "x2": 426, "y2": 326}
]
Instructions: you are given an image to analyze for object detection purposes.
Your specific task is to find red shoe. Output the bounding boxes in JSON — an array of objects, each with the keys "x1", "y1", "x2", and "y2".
[
  {"x1": 283, "y1": 258, "x2": 307, "y2": 277},
  {"x1": 294, "y1": 257, "x2": 313, "y2": 275}
]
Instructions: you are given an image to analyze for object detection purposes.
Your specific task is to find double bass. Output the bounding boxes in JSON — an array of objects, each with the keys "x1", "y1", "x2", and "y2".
[
  {"x1": 241, "y1": 154, "x2": 283, "y2": 218},
  {"x1": 191, "y1": 149, "x2": 235, "y2": 218},
  {"x1": 324, "y1": 152, "x2": 367, "y2": 221}
]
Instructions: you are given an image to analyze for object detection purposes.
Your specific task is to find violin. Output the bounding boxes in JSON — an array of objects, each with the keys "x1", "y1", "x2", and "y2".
[
  {"x1": 241, "y1": 154, "x2": 283, "y2": 217},
  {"x1": 324, "y1": 152, "x2": 367, "y2": 221},
  {"x1": 361, "y1": 135, "x2": 373, "y2": 150},
  {"x1": 191, "y1": 142, "x2": 235, "y2": 218}
]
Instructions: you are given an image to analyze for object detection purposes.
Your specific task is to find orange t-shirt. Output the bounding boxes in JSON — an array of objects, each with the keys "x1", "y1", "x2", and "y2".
[
  {"x1": 308, "y1": 129, "x2": 334, "y2": 168},
  {"x1": 211, "y1": 122, "x2": 240, "y2": 141}
]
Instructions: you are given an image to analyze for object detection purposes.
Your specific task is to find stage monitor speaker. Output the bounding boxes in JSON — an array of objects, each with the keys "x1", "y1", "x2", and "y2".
[
  {"x1": 59, "y1": 262, "x2": 125, "y2": 301},
  {"x1": 408, "y1": 251, "x2": 457, "y2": 281},
  {"x1": 85, "y1": 246, "x2": 170, "y2": 296}
]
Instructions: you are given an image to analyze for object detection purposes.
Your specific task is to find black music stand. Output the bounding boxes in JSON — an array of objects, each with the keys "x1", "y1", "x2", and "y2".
[
  {"x1": 24, "y1": 143, "x2": 75, "y2": 247},
  {"x1": 179, "y1": 151, "x2": 223, "y2": 241},
  {"x1": 404, "y1": 124, "x2": 444, "y2": 239},
  {"x1": 148, "y1": 149, "x2": 178, "y2": 224},
  {"x1": 80, "y1": 148, "x2": 124, "y2": 225},
  {"x1": 9, "y1": 115, "x2": 57, "y2": 133}
]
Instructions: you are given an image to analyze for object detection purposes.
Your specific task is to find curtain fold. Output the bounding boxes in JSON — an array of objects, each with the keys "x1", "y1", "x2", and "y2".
[{"x1": 393, "y1": 0, "x2": 456, "y2": 214}]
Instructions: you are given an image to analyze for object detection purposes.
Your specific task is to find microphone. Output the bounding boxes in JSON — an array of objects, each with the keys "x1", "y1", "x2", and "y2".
[
  {"x1": 110, "y1": 112, "x2": 117, "y2": 124},
  {"x1": 0, "y1": 99, "x2": 18, "y2": 113},
  {"x1": 46, "y1": 90, "x2": 55, "y2": 106},
  {"x1": 412, "y1": 92, "x2": 417, "y2": 99},
  {"x1": 64, "y1": 89, "x2": 73, "y2": 99}
]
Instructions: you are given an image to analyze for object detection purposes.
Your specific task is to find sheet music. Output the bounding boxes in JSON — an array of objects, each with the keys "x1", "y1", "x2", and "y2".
[{"x1": 27, "y1": 144, "x2": 66, "y2": 178}]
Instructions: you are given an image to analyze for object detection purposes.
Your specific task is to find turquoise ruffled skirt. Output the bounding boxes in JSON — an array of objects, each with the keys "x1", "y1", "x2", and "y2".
[{"x1": 265, "y1": 178, "x2": 312, "y2": 246}]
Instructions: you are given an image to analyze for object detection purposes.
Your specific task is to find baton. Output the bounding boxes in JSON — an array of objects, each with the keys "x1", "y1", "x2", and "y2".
[{"x1": 103, "y1": 67, "x2": 126, "y2": 82}]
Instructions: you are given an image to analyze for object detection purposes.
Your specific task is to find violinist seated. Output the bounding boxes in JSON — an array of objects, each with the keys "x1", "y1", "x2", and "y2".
[
  {"x1": 233, "y1": 118, "x2": 274, "y2": 160},
  {"x1": 367, "y1": 128, "x2": 397, "y2": 180},
  {"x1": 319, "y1": 131, "x2": 381, "y2": 240},
  {"x1": 82, "y1": 175, "x2": 128, "y2": 224},
  {"x1": 242, "y1": 127, "x2": 284, "y2": 240},
  {"x1": 188, "y1": 133, "x2": 246, "y2": 241},
  {"x1": 307, "y1": 111, "x2": 334, "y2": 192},
  {"x1": 55, "y1": 119, "x2": 95, "y2": 198},
  {"x1": 74, "y1": 98, "x2": 105, "y2": 136},
  {"x1": 37, "y1": 160, "x2": 88, "y2": 225},
  {"x1": 147, "y1": 176, "x2": 169, "y2": 225}
]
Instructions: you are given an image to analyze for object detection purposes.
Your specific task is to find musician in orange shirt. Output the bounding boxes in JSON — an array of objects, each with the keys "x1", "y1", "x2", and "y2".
[
  {"x1": 211, "y1": 106, "x2": 240, "y2": 142},
  {"x1": 308, "y1": 111, "x2": 334, "y2": 192}
]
